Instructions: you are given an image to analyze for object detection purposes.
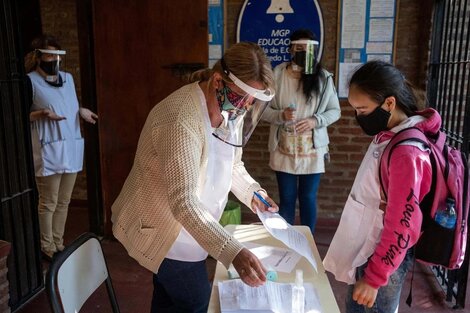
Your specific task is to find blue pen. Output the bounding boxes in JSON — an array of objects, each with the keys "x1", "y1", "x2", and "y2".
[{"x1": 253, "y1": 191, "x2": 271, "y2": 208}]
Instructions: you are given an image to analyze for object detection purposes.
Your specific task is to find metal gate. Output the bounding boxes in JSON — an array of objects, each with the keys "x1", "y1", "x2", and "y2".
[
  {"x1": 426, "y1": 0, "x2": 470, "y2": 308},
  {"x1": 0, "y1": 0, "x2": 43, "y2": 310}
]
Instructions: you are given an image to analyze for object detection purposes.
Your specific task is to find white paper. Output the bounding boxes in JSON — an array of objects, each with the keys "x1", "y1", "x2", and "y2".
[
  {"x1": 338, "y1": 62, "x2": 362, "y2": 98},
  {"x1": 370, "y1": 0, "x2": 395, "y2": 17},
  {"x1": 245, "y1": 242, "x2": 301, "y2": 273},
  {"x1": 368, "y1": 18, "x2": 394, "y2": 42},
  {"x1": 209, "y1": 44, "x2": 223, "y2": 58},
  {"x1": 341, "y1": 0, "x2": 366, "y2": 48},
  {"x1": 256, "y1": 209, "x2": 317, "y2": 272},
  {"x1": 367, "y1": 54, "x2": 392, "y2": 62},
  {"x1": 366, "y1": 41, "x2": 393, "y2": 54},
  {"x1": 219, "y1": 279, "x2": 322, "y2": 313}
]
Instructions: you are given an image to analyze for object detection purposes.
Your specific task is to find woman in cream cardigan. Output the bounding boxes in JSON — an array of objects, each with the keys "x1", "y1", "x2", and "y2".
[{"x1": 112, "y1": 42, "x2": 278, "y2": 313}]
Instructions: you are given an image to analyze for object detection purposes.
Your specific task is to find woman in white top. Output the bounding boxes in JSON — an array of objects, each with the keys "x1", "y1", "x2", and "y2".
[
  {"x1": 24, "y1": 35, "x2": 98, "y2": 260},
  {"x1": 262, "y1": 29, "x2": 341, "y2": 233}
]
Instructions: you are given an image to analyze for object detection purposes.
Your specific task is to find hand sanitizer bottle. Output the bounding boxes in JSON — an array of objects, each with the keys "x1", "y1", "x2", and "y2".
[{"x1": 292, "y1": 269, "x2": 305, "y2": 313}]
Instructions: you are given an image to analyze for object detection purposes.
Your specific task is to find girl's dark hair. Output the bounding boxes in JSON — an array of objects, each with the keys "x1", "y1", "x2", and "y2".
[
  {"x1": 290, "y1": 29, "x2": 324, "y2": 101},
  {"x1": 24, "y1": 34, "x2": 62, "y2": 73},
  {"x1": 349, "y1": 60, "x2": 420, "y2": 116}
]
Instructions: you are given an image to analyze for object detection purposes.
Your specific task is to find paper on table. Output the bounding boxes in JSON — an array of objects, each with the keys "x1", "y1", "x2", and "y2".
[
  {"x1": 243, "y1": 242, "x2": 302, "y2": 273},
  {"x1": 257, "y1": 209, "x2": 317, "y2": 272},
  {"x1": 227, "y1": 242, "x2": 302, "y2": 278},
  {"x1": 218, "y1": 279, "x2": 322, "y2": 313}
]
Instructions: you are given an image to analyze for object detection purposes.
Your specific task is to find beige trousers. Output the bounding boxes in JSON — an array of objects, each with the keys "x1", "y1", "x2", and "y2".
[{"x1": 36, "y1": 173, "x2": 77, "y2": 254}]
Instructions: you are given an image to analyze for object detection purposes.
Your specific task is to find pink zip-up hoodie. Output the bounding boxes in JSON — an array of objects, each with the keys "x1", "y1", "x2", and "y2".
[{"x1": 363, "y1": 108, "x2": 440, "y2": 288}]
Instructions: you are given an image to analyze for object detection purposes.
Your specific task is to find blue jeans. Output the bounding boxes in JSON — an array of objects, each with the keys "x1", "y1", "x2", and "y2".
[
  {"x1": 151, "y1": 258, "x2": 211, "y2": 313},
  {"x1": 345, "y1": 249, "x2": 414, "y2": 313},
  {"x1": 275, "y1": 171, "x2": 322, "y2": 233}
]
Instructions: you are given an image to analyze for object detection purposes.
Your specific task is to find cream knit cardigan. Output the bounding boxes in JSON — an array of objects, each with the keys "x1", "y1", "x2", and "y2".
[{"x1": 111, "y1": 82, "x2": 262, "y2": 273}]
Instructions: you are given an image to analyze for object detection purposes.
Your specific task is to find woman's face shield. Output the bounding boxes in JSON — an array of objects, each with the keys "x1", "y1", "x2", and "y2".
[
  {"x1": 37, "y1": 49, "x2": 66, "y2": 82},
  {"x1": 213, "y1": 70, "x2": 274, "y2": 147},
  {"x1": 291, "y1": 39, "x2": 319, "y2": 74}
]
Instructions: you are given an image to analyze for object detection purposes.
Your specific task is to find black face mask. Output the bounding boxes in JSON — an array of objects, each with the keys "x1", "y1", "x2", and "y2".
[
  {"x1": 355, "y1": 105, "x2": 391, "y2": 136},
  {"x1": 292, "y1": 51, "x2": 306, "y2": 68},
  {"x1": 292, "y1": 51, "x2": 317, "y2": 73},
  {"x1": 39, "y1": 60, "x2": 59, "y2": 76}
]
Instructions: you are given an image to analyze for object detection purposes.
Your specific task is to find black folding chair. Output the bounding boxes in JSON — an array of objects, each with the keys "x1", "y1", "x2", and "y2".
[{"x1": 46, "y1": 232, "x2": 120, "y2": 313}]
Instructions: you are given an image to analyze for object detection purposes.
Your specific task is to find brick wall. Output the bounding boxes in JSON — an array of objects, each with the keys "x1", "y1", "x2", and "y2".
[
  {"x1": 227, "y1": 0, "x2": 432, "y2": 217},
  {"x1": 39, "y1": 0, "x2": 87, "y2": 201},
  {"x1": 0, "y1": 241, "x2": 11, "y2": 313},
  {"x1": 37, "y1": 0, "x2": 432, "y2": 217}
]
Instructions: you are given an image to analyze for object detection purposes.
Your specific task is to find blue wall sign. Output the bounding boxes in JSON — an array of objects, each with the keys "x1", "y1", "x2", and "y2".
[
  {"x1": 209, "y1": 0, "x2": 224, "y2": 68},
  {"x1": 237, "y1": 0, "x2": 324, "y2": 68}
]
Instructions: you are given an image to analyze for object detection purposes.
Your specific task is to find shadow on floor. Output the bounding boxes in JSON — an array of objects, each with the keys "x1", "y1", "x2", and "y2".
[{"x1": 15, "y1": 206, "x2": 470, "y2": 313}]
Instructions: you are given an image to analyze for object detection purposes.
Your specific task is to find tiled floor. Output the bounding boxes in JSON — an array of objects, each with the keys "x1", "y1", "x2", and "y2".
[{"x1": 16, "y1": 206, "x2": 470, "y2": 312}]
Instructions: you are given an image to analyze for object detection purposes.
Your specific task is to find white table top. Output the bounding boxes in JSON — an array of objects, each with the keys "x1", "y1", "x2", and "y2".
[{"x1": 208, "y1": 224, "x2": 340, "y2": 313}]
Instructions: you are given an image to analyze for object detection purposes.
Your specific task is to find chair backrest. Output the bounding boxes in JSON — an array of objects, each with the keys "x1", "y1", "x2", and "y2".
[{"x1": 46, "y1": 232, "x2": 120, "y2": 313}]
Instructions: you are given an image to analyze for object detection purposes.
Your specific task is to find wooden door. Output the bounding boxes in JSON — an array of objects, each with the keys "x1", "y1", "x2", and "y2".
[{"x1": 92, "y1": 0, "x2": 208, "y2": 234}]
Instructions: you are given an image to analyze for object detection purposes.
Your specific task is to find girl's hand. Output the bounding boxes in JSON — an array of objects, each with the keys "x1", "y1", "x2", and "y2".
[
  {"x1": 251, "y1": 190, "x2": 279, "y2": 213},
  {"x1": 79, "y1": 107, "x2": 98, "y2": 124},
  {"x1": 295, "y1": 117, "x2": 316, "y2": 133},
  {"x1": 352, "y1": 278, "x2": 378, "y2": 308}
]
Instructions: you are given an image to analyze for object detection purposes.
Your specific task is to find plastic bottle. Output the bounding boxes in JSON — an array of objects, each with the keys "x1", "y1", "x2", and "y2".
[
  {"x1": 284, "y1": 103, "x2": 297, "y2": 132},
  {"x1": 434, "y1": 198, "x2": 457, "y2": 229},
  {"x1": 292, "y1": 269, "x2": 305, "y2": 313}
]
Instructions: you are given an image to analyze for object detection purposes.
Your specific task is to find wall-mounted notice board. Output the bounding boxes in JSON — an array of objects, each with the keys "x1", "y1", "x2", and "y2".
[{"x1": 336, "y1": 0, "x2": 399, "y2": 99}]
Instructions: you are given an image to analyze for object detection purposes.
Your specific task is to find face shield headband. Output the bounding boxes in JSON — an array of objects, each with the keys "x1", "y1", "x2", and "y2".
[
  {"x1": 212, "y1": 58, "x2": 275, "y2": 147},
  {"x1": 291, "y1": 39, "x2": 319, "y2": 74},
  {"x1": 36, "y1": 49, "x2": 67, "y2": 85}
]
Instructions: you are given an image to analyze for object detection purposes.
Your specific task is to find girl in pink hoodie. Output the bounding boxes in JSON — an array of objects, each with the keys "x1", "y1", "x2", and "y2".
[{"x1": 323, "y1": 60, "x2": 439, "y2": 312}]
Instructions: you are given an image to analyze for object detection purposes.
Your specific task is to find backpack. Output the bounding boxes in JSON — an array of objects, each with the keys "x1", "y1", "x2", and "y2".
[{"x1": 379, "y1": 126, "x2": 470, "y2": 269}]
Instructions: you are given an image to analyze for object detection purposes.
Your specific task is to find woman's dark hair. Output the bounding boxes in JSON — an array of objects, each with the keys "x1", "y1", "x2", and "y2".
[
  {"x1": 349, "y1": 60, "x2": 420, "y2": 116},
  {"x1": 24, "y1": 34, "x2": 62, "y2": 73},
  {"x1": 290, "y1": 29, "x2": 324, "y2": 101}
]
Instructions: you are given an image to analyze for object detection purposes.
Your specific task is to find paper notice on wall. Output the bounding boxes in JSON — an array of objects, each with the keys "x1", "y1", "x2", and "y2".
[
  {"x1": 338, "y1": 62, "x2": 362, "y2": 98},
  {"x1": 341, "y1": 0, "x2": 367, "y2": 48},
  {"x1": 369, "y1": 18, "x2": 394, "y2": 42},
  {"x1": 370, "y1": 0, "x2": 395, "y2": 17}
]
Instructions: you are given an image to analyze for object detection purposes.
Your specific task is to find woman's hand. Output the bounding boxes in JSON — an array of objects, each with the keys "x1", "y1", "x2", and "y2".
[
  {"x1": 79, "y1": 107, "x2": 98, "y2": 124},
  {"x1": 232, "y1": 248, "x2": 267, "y2": 287},
  {"x1": 352, "y1": 278, "x2": 378, "y2": 308},
  {"x1": 295, "y1": 117, "x2": 316, "y2": 133},
  {"x1": 282, "y1": 107, "x2": 296, "y2": 122},
  {"x1": 251, "y1": 190, "x2": 279, "y2": 213}
]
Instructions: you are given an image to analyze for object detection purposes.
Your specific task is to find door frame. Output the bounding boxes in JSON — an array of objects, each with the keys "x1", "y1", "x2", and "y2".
[{"x1": 76, "y1": 0, "x2": 104, "y2": 236}]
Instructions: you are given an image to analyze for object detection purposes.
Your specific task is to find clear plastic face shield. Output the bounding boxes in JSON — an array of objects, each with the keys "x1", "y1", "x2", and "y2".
[
  {"x1": 36, "y1": 48, "x2": 66, "y2": 83},
  {"x1": 212, "y1": 59, "x2": 275, "y2": 147},
  {"x1": 291, "y1": 39, "x2": 318, "y2": 74}
]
